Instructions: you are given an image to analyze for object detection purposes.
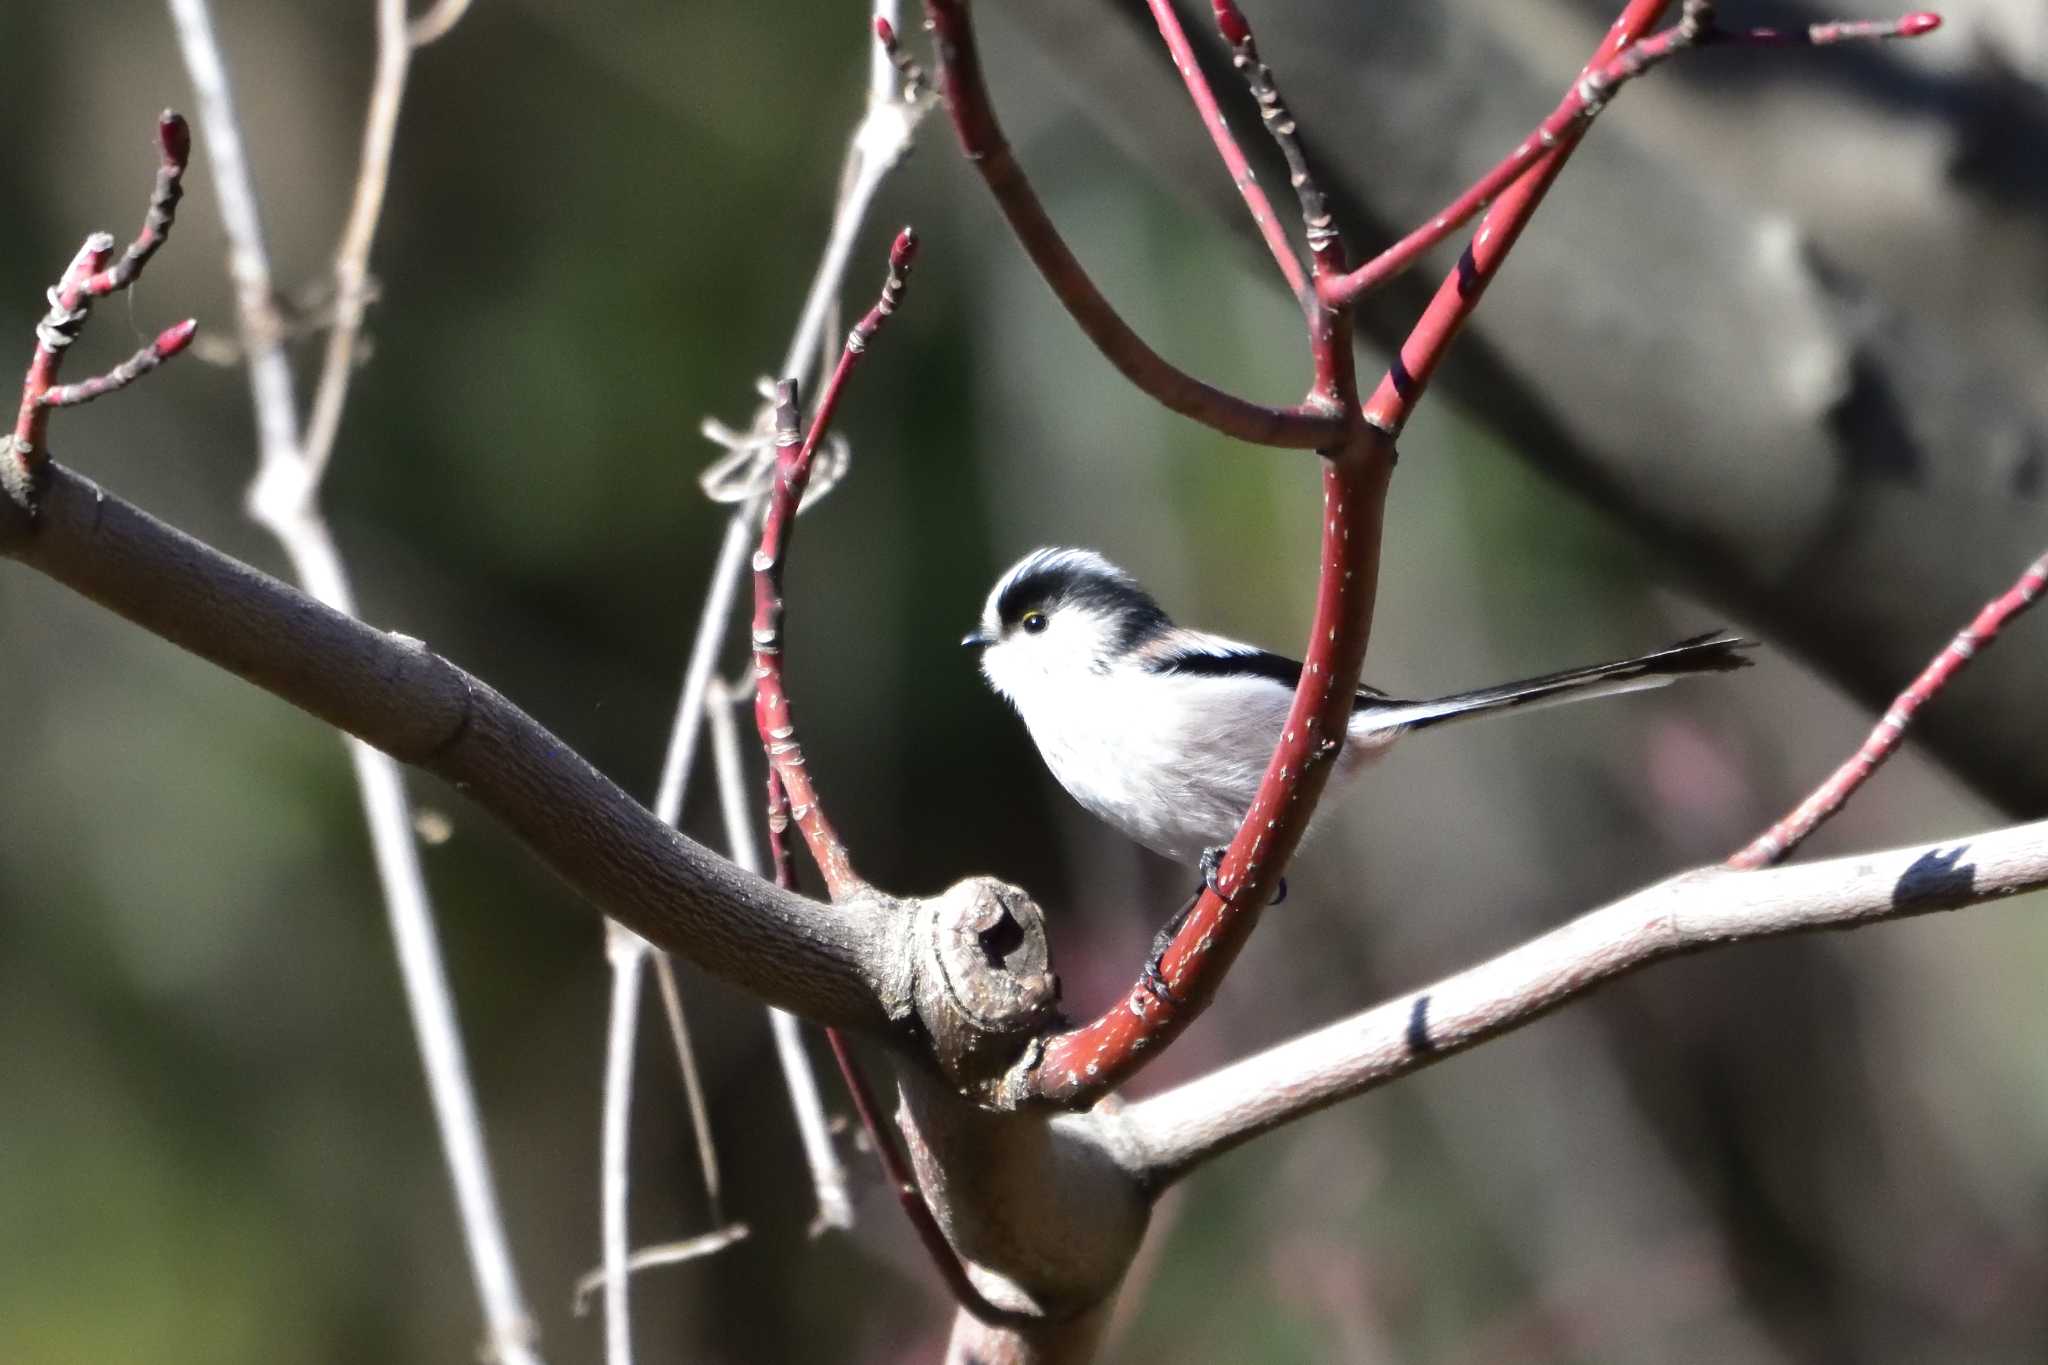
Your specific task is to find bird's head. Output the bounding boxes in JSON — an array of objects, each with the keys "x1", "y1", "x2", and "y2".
[{"x1": 963, "y1": 548, "x2": 1172, "y2": 703}]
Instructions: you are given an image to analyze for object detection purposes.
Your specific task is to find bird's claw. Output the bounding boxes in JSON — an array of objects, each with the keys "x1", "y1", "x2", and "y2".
[
  {"x1": 1140, "y1": 888, "x2": 1200, "y2": 1009},
  {"x1": 1197, "y1": 845, "x2": 1285, "y2": 907},
  {"x1": 1139, "y1": 948, "x2": 1185, "y2": 1010}
]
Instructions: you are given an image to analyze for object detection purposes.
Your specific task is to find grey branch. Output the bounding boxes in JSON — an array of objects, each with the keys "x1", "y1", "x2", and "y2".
[{"x1": 1122, "y1": 817, "x2": 2048, "y2": 1187}]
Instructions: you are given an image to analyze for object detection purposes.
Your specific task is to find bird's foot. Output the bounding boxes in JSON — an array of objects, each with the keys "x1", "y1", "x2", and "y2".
[
  {"x1": 1139, "y1": 888, "x2": 1200, "y2": 1010},
  {"x1": 1197, "y1": 845, "x2": 1285, "y2": 907}
]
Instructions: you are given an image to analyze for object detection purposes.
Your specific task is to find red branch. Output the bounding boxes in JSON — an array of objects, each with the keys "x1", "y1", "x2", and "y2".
[
  {"x1": 1362, "y1": 0, "x2": 1673, "y2": 434},
  {"x1": 747, "y1": 232, "x2": 1033, "y2": 1329},
  {"x1": 750, "y1": 229, "x2": 918, "y2": 901},
  {"x1": 1358, "y1": 1, "x2": 1939, "y2": 429},
  {"x1": 1032, "y1": 0, "x2": 1394, "y2": 1107},
  {"x1": 1141, "y1": 0, "x2": 1309, "y2": 308},
  {"x1": 1729, "y1": 547, "x2": 2047, "y2": 870},
  {"x1": 919, "y1": 0, "x2": 1340, "y2": 450},
  {"x1": 872, "y1": 17, "x2": 930, "y2": 101},
  {"x1": 40, "y1": 321, "x2": 199, "y2": 410},
  {"x1": 1326, "y1": 6, "x2": 1939, "y2": 306},
  {"x1": 9, "y1": 112, "x2": 193, "y2": 501}
]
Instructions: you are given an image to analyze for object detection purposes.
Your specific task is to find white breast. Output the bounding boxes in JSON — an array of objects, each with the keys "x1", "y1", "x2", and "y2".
[{"x1": 1004, "y1": 661, "x2": 1394, "y2": 866}]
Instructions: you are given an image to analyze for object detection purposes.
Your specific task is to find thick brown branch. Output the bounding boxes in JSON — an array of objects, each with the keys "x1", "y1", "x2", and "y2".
[
  {"x1": 0, "y1": 461, "x2": 901, "y2": 1034},
  {"x1": 1123, "y1": 817, "x2": 2048, "y2": 1187}
]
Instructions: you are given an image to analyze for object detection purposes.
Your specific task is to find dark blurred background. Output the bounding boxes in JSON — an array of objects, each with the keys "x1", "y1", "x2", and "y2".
[{"x1": 3, "y1": 2, "x2": 2045, "y2": 1362}]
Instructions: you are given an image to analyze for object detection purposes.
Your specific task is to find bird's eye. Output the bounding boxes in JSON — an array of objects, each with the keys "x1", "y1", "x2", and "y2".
[{"x1": 1020, "y1": 610, "x2": 1048, "y2": 634}]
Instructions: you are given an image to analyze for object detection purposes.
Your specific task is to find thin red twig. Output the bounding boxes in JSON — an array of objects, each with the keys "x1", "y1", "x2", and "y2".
[
  {"x1": 1358, "y1": 1, "x2": 1940, "y2": 427},
  {"x1": 40, "y1": 321, "x2": 199, "y2": 410},
  {"x1": 1729, "y1": 548, "x2": 2048, "y2": 870},
  {"x1": 873, "y1": 17, "x2": 930, "y2": 102},
  {"x1": 750, "y1": 229, "x2": 919, "y2": 901},
  {"x1": 1325, "y1": 7, "x2": 1938, "y2": 306},
  {"x1": 747, "y1": 232, "x2": 1033, "y2": 1328},
  {"x1": 824, "y1": 1027, "x2": 1036, "y2": 1328},
  {"x1": 9, "y1": 112, "x2": 192, "y2": 500},
  {"x1": 1361, "y1": 0, "x2": 1676, "y2": 435},
  {"x1": 760, "y1": 727, "x2": 1029, "y2": 1326},
  {"x1": 1141, "y1": 0, "x2": 1309, "y2": 310},
  {"x1": 919, "y1": 0, "x2": 1340, "y2": 450}
]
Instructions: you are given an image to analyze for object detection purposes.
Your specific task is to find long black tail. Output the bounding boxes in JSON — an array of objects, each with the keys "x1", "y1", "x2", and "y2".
[{"x1": 1352, "y1": 632, "x2": 1754, "y2": 734}]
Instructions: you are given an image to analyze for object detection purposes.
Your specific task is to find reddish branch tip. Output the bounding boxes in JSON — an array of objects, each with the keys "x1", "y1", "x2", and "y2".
[
  {"x1": 155, "y1": 319, "x2": 199, "y2": 358},
  {"x1": 157, "y1": 111, "x2": 191, "y2": 168},
  {"x1": 1899, "y1": 12, "x2": 1943, "y2": 36},
  {"x1": 77, "y1": 235, "x2": 116, "y2": 281},
  {"x1": 1211, "y1": 0, "x2": 1251, "y2": 48},
  {"x1": 874, "y1": 15, "x2": 896, "y2": 46},
  {"x1": 889, "y1": 226, "x2": 919, "y2": 271}
]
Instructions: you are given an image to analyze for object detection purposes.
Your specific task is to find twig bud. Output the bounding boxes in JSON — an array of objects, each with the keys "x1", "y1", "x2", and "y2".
[
  {"x1": 157, "y1": 111, "x2": 192, "y2": 168},
  {"x1": 1212, "y1": 0, "x2": 1251, "y2": 48},
  {"x1": 155, "y1": 318, "x2": 199, "y2": 358}
]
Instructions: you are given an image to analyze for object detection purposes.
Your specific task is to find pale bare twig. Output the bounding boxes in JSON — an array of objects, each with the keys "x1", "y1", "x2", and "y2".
[
  {"x1": 299, "y1": 0, "x2": 412, "y2": 485},
  {"x1": 598, "y1": 0, "x2": 925, "y2": 1293},
  {"x1": 598, "y1": 921, "x2": 644, "y2": 1365},
  {"x1": 408, "y1": 0, "x2": 475, "y2": 49},
  {"x1": 164, "y1": 4, "x2": 538, "y2": 1363},
  {"x1": 570, "y1": 1224, "x2": 752, "y2": 1316},
  {"x1": 591, "y1": 11, "x2": 929, "y2": 1354},
  {"x1": 652, "y1": 952, "x2": 731, "y2": 1228},
  {"x1": 1123, "y1": 818, "x2": 2048, "y2": 1187}
]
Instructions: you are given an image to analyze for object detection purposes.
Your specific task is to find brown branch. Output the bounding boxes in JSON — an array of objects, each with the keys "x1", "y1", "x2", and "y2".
[
  {"x1": 1122, "y1": 816, "x2": 2048, "y2": 1187},
  {"x1": 920, "y1": 0, "x2": 1340, "y2": 450},
  {"x1": 0, "y1": 460, "x2": 900, "y2": 1033},
  {"x1": 1730, "y1": 546, "x2": 2047, "y2": 869}
]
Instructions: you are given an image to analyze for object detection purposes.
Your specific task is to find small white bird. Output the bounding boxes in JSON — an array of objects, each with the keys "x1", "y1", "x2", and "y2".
[{"x1": 964, "y1": 548, "x2": 1753, "y2": 869}]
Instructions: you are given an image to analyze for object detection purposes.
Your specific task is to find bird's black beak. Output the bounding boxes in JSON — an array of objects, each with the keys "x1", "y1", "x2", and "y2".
[{"x1": 960, "y1": 628, "x2": 995, "y2": 650}]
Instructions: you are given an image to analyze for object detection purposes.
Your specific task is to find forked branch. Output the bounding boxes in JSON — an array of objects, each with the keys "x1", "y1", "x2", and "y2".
[
  {"x1": 750, "y1": 228, "x2": 919, "y2": 902},
  {"x1": 7, "y1": 112, "x2": 192, "y2": 503},
  {"x1": 920, "y1": 0, "x2": 1340, "y2": 449},
  {"x1": 1324, "y1": 4, "x2": 1939, "y2": 306}
]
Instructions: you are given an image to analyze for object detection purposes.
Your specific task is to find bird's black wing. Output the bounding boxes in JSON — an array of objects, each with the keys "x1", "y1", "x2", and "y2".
[{"x1": 1143, "y1": 639, "x2": 1390, "y2": 699}]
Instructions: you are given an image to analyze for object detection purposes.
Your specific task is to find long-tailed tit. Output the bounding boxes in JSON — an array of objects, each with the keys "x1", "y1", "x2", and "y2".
[{"x1": 963, "y1": 548, "x2": 1753, "y2": 871}]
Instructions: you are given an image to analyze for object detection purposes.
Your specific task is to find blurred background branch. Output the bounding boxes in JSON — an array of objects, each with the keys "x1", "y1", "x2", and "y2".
[{"x1": 163, "y1": 1, "x2": 540, "y2": 1361}]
